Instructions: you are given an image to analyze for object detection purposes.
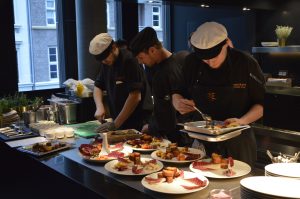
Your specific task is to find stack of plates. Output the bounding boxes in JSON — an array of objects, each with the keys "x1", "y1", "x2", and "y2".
[
  {"x1": 240, "y1": 176, "x2": 300, "y2": 199},
  {"x1": 265, "y1": 163, "x2": 300, "y2": 179}
]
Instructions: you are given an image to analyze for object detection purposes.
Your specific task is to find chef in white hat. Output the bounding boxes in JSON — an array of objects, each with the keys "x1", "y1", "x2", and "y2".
[
  {"x1": 172, "y1": 22, "x2": 265, "y2": 167},
  {"x1": 89, "y1": 33, "x2": 153, "y2": 132}
]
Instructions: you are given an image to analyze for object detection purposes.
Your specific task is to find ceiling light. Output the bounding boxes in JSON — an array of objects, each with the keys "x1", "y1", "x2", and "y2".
[{"x1": 242, "y1": 7, "x2": 251, "y2": 11}]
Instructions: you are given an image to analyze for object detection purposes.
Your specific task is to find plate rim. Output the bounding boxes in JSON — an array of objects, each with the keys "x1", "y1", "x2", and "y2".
[
  {"x1": 141, "y1": 170, "x2": 209, "y2": 194},
  {"x1": 104, "y1": 157, "x2": 164, "y2": 176},
  {"x1": 189, "y1": 158, "x2": 251, "y2": 178}
]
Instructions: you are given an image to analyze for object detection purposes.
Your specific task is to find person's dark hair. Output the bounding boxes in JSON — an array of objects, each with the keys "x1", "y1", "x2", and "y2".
[
  {"x1": 130, "y1": 27, "x2": 161, "y2": 56},
  {"x1": 115, "y1": 39, "x2": 128, "y2": 49}
]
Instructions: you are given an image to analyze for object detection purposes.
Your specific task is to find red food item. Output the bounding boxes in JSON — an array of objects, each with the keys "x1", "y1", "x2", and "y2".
[
  {"x1": 184, "y1": 177, "x2": 206, "y2": 186},
  {"x1": 79, "y1": 144, "x2": 100, "y2": 156},
  {"x1": 145, "y1": 176, "x2": 162, "y2": 184},
  {"x1": 107, "y1": 151, "x2": 124, "y2": 158},
  {"x1": 228, "y1": 157, "x2": 234, "y2": 167},
  {"x1": 192, "y1": 162, "x2": 215, "y2": 171},
  {"x1": 132, "y1": 165, "x2": 143, "y2": 174},
  {"x1": 181, "y1": 185, "x2": 203, "y2": 190}
]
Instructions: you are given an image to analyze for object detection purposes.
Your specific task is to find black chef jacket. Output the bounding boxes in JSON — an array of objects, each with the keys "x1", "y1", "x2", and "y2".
[
  {"x1": 148, "y1": 55, "x2": 185, "y2": 142},
  {"x1": 182, "y1": 47, "x2": 265, "y2": 166},
  {"x1": 94, "y1": 49, "x2": 153, "y2": 130}
]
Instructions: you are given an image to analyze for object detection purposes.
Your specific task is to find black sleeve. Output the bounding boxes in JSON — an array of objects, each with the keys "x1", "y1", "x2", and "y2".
[
  {"x1": 168, "y1": 60, "x2": 185, "y2": 95},
  {"x1": 94, "y1": 64, "x2": 105, "y2": 90},
  {"x1": 123, "y1": 58, "x2": 144, "y2": 92},
  {"x1": 247, "y1": 56, "x2": 265, "y2": 106}
]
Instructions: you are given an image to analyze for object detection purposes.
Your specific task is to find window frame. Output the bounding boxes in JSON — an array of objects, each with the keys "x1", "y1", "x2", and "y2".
[
  {"x1": 48, "y1": 46, "x2": 59, "y2": 81},
  {"x1": 152, "y1": 5, "x2": 161, "y2": 29},
  {"x1": 46, "y1": 0, "x2": 56, "y2": 26}
]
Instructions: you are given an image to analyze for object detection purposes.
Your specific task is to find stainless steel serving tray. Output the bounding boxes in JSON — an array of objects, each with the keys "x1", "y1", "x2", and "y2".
[{"x1": 183, "y1": 121, "x2": 250, "y2": 135}]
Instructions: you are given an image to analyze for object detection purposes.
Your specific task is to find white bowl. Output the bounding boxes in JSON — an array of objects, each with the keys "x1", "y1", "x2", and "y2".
[
  {"x1": 64, "y1": 127, "x2": 75, "y2": 138},
  {"x1": 54, "y1": 128, "x2": 65, "y2": 139},
  {"x1": 261, "y1": 42, "x2": 278, "y2": 47},
  {"x1": 45, "y1": 131, "x2": 56, "y2": 140}
]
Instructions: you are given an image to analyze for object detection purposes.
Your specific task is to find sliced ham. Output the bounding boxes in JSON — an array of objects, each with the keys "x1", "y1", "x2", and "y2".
[
  {"x1": 145, "y1": 176, "x2": 163, "y2": 184},
  {"x1": 184, "y1": 177, "x2": 207, "y2": 186}
]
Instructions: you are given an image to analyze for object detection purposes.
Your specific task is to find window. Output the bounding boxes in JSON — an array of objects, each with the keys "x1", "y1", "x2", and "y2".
[
  {"x1": 48, "y1": 47, "x2": 59, "y2": 80},
  {"x1": 106, "y1": 0, "x2": 117, "y2": 40},
  {"x1": 152, "y1": 6, "x2": 161, "y2": 28},
  {"x1": 14, "y1": 0, "x2": 61, "y2": 91},
  {"x1": 46, "y1": 0, "x2": 56, "y2": 26}
]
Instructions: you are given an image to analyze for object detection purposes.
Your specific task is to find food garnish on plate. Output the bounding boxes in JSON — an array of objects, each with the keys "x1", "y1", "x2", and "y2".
[
  {"x1": 126, "y1": 134, "x2": 166, "y2": 149},
  {"x1": 155, "y1": 143, "x2": 201, "y2": 161},
  {"x1": 192, "y1": 153, "x2": 236, "y2": 177},
  {"x1": 113, "y1": 152, "x2": 160, "y2": 174},
  {"x1": 144, "y1": 167, "x2": 207, "y2": 190}
]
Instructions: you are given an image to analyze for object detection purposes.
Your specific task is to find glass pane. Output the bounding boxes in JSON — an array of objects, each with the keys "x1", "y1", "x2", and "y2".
[
  {"x1": 153, "y1": 15, "x2": 158, "y2": 20},
  {"x1": 50, "y1": 65, "x2": 57, "y2": 71},
  {"x1": 51, "y1": 72, "x2": 57, "y2": 78},
  {"x1": 14, "y1": 0, "x2": 60, "y2": 91},
  {"x1": 153, "y1": 21, "x2": 159, "y2": 26},
  {"x1": 49, "y1": 55, "x2": 56, "y2": 62},
  {"x1": 153, "y1": 7, "x2": 158, "y2": 12},
  {"x1": 49, "y1": 48, "x2": 56, "y2": 54},
  {"x1": 106, "y1": 0, "x2": 117, "y2": 40}
]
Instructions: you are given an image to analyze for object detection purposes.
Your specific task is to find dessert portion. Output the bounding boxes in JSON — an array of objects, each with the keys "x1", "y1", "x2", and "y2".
[
  {"x1": 79, "y1": 141, "x2": 125, "y2": 161},
  {"x1": 113, "y1": 152, "x2": 160, "y2": 174},
  {"x1": 192, "y1": 153, "x2": 236, "y2": 177},
  {"x1": 126, "y1": 134, "x2": 167, "y2": 149},
  {"x1": 144, "y1": 167, "x2": 207, "y2": 190},
  {"x1": 155, "y1": 143, "x2": 201, "y2": 161}
]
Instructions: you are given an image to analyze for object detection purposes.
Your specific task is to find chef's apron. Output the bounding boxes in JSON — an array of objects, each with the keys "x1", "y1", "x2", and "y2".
[{"x1": 191, "y1": 62, "x2": 257, "y2": 167}]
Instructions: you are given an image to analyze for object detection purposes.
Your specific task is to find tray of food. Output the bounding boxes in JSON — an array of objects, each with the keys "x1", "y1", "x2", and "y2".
[
  {"x1": 17, "y1": 140, "x2": 72, "y2": 157},
  {"x1": 183, "y1": 121, "x2": 250, "y2": 135},
  {"x1": 124, "y1": 134, "x2": 170, "y2": 152},
  {"x1": 99, "y1": 129, "x2": 142, "y2": 143}
]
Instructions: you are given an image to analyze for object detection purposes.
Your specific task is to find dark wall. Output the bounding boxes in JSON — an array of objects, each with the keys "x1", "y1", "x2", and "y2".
[{"x1": 171, "y1": 4, "x2": 256, "y2": 53}]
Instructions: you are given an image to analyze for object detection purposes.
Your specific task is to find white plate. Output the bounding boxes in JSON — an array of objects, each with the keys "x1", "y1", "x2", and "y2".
[
  {"x1": 104, "y1": 157, "x2": 163, "y2": 176},
  {"x1": 151, "y1": 147, "x2": 205, "y2": 163},
  {"x1": 189, "y1": 158, "x2": 251, "y2": 178},
  {"x1": 124, "y1": 139, "x2": 171, "y2": 152},
  {"x1": 80, "y1": 146, "x2": 133, "y2": 163},
  {"x1": 240, "y1": 176, "x2": 300, "y2": 198},
  {"x1": 265, "y1": 163, "x2": 300, "y2": 178},
  {"x1": 141, "y1": 171, "x2": 209, "y2": 194},
  {"x1": 261, "y1": 42, "x2": 278, "y2": 47},
  {"x1": 183, "y1": 121, "x2": 249, "y2": 135}
]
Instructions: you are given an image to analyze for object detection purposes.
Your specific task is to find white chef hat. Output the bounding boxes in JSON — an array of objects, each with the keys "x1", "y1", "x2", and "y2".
[
  {"x1": 89, "y1": 33, "x2": 114, "y2": 61},
  {"x1": 191, "y1": 22, "x2": 228, "y2": 60}
]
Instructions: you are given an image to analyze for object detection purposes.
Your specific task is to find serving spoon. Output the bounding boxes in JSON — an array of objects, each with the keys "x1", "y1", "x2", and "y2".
[{"x1": 193, "y1": 106, "x2": 213, "y2": 128}]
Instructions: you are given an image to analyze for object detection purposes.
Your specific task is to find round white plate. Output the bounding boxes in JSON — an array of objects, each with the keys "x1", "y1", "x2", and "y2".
[
  {"x1": 151, "y1": 147, "x2": 205, "y2": 163},
  {"x1": 104, "y1": 157, "x2": 163, "y2": 176},
  {"x1": 189, "y1": 158, "x2": 251, "y2": 178},
  {"x1": 141, "y1": 171, "x2": 209, "y2": 194},
  {"x1": 265, "y1": 163, "x2": 300, "y2": 178},
  {"x1": 240, "y1": 176, "x2": 300, "y2": 198},
  {"x1": 79, "y1": 145, "x2": 133, "y2": 163},
  {"x1": 124, "y1": 139, "x2": 171, "y2": 152}
]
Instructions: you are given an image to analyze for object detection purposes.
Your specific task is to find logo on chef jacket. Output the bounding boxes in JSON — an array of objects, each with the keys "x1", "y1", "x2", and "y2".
[
  {"x1": 232, "y1": 83, "x2": 247, "y2": 89},
  {"x1": 207, "y1": 92, "x2": 216, "y2": 102},
  {"x1": 115, "y1": 76, "x2": 125, "y2": 85}
]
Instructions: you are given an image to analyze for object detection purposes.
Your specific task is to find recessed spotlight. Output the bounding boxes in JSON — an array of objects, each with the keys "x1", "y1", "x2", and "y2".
[
  {"x1": 201, "y1": 4, "x2": 210, "y2": 8},
  {"x1": 243, "y1": 7, "x2": 250, "y2": 11}
]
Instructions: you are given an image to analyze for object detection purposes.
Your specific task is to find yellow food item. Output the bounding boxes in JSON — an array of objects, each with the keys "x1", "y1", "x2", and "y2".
[{"x1": 76, "y1": 83, "x2": 84, "y2": 97}]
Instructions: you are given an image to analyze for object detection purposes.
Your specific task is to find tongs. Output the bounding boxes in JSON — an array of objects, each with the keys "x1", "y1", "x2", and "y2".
[{"x1": 193, "y1": 106, "x2": 213, "y2": 128}]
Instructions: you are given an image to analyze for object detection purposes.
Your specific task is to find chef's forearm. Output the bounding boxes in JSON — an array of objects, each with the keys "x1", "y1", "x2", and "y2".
[
  {"x1": 93, "y1": 86, "x2": 104, "y2": 109},
  {"x1": 114, "y1": 90, "x2": 141, "y2": 128},
  {"x1": 240, "y1": 104, "x2": 263, "y2": 124}
]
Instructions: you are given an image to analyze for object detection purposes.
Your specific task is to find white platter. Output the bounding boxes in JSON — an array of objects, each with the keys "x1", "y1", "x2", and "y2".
[
  {"x1": 240, "y1": 176, "x2": 300, "y2": 198},
  {"x1": 189, "y1": 158, "x2": 251, "y2": 178},
  {"x1": 141, "y1": 171, "x2": 209, "y2": 194},
  {"x1": 151, "y1": 147, "x2": 205, "y2": 163},
  {"x1": 124, "y1": 139, "x2": 171, "y2": 152},
  {"x1": 261, "y1": 42, "x2": 278, "y2": 47},
  {"x1": 265, "y1": 163, "x2": 300, "y2": 178},
  {"x1": 104, "y1": 157, "x2": 163, "y2": 176}
]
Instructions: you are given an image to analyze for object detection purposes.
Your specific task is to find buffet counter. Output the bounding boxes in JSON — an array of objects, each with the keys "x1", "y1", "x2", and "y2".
[{"x1": 0, "y1": 136, "x2": 265, "y2": 199}]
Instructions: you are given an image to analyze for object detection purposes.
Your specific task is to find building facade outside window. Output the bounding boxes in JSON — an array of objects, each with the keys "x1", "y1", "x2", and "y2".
[{"x1": 152, "y1": 5, "x2": 161, "y2": 28}]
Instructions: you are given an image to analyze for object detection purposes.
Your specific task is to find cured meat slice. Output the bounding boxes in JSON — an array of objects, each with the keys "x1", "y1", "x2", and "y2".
[
  {"x1": 145, "y1": 176, "x2": 163, "y2": 184},
  {"x1": 107, "y1": 151, "x2": 124, "y2": 158},
  {"x1": 181, "y1": 185, "x2": 203, "y2": 190},
  {"x1": 184, "y1": 177, "x2": 207, "y2": 186}
]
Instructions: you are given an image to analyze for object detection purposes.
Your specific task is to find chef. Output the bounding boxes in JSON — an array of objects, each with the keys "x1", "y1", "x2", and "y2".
[
  {"x1": 172, "y1": 22, "x2": 265, "y2": 166},
  {"x1": 130, "y1": 27, "x2": 192, "y2": 146},
  {"x1": 89, "y1": 33, "x2": 153, "y2": 132}
]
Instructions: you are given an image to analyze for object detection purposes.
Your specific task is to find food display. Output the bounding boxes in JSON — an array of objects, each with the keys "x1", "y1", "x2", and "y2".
[
  {"x1": 104, "y1": 129, "x2": 142, "y2": 143},
  {"x1": 190, "y1": 153, "x2": 251, "y2": 178},
  {"x1": 151, "y1": 143, "x2": 204, "y2": 163},
  {"x1": 78, "y1": 141, "x2": 130, "y2": 162},
  {"x1": 125, "y1": 134, "x2": 170, "y2": 151},
  {"x1": 17, "y1": 140, "x2": 71, "y2": 156},
  {"x1": 104, "y1": 152, "x2": 163, "y2": 175},
  {"x1": 141, "y1": 167, "x2": 209, "y2": 194}
]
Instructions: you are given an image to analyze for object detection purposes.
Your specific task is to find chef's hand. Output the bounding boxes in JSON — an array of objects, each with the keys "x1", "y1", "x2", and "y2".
[
  {"x1": 141, "y1": 124, "x2": 149, "y2": 133},
  {"x1": 96, "y1": 122, "x2": 116, "y2": 133},
  {"x1": 172, "y1": 94, "x2": 195, "y2": 114},
  {"x1": 94, "y1": 108, "x2": 105, "y2": 122},
  {"x1": 224, "y1": 118, "x2": 247, "y2": 126}
]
